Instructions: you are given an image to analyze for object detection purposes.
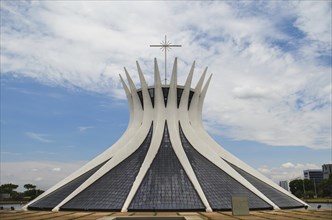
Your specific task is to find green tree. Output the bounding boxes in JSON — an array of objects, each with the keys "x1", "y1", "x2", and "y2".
[
  {"x1": 303, "y1": 179, "x2": 315, "y2": 198},
  {"x1": 290, "y1": 176, "x2": 332, "y2": 198},
  {"x1": 23, "y1": 183, "x2": 44, "y2": 200},
  {"x1": 0, "y1": 183, "x2": 18, "y2": 193},
  {"x1": 289, "y1": 179, "x2": 304, "y2": 197},
  {"x1": 318, "y1": 174, "x2": 332, "y2": 197},
  {"x1": 0, "y1": 183, "x2": 19, "y2": 199},
  {"x1": 24, "y1": 184, "x2": 36, "y2": 191},
  {"x1": 289, "y1": 179, "x2": 315, "y2": 198}
]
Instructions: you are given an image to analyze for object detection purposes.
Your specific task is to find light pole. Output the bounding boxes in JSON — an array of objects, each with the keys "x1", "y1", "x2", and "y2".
[
  {"x1": 313, "y1": 179, "x2": 317, "y2": 198},
  {"x1": 303, "y1": 178, "x2": 306, "y2": 196}
]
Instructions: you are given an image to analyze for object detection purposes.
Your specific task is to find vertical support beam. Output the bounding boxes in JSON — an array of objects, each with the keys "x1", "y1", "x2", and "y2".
[
  {"x1": 136, "y1": 61, "x2": 152, "y2": 109},
  {"x1": 179, "y1": 61, "x2": 195, "y2": 110},
  {"x1": 120, "y1": 74, "x2": 134, "y2": 126}
]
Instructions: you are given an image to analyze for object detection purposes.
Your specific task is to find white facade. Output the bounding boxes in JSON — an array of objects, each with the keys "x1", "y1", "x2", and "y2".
[
  {"x1": 279, "y1": 181, "x2": 289, "y2": 191},
  {"x1": 23, "y1": 58, "x2": 307, "y2": 212},
  {"x1": 322, "y1": 164, "x2": 332, "y2": 180}
]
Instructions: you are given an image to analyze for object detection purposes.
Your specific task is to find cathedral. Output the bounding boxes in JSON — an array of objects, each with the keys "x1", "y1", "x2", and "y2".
[{"x1": 24, "y1": 57, "x2": 307, "y2": 212}]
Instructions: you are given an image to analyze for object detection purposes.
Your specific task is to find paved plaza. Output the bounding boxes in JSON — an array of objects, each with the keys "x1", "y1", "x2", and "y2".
[{"x1": 1, "y1": 209, "x2": 331, "y2": 220}]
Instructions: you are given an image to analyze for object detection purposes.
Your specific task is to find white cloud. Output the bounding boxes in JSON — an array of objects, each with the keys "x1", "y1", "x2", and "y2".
[
  {"x1": 258, "y1": 162, "x2": 321, "y2": 183},
  {"x1": 35, "y1": 177, "x2": 43, "y2": 182},
  {"x1": 281, "y1": 162, "x2": 295, "y2": 168},
  {"x1": 52, "y1": 167, "x2": 61, "y2": 172},
  {"x1": 293, "y1": 1, "x2": 331, "y2": 44},
  {"x1": 25, "y1": 132, "x2": 53, "y2": 143},
  {"x1": 232, "y1": 86, "x2": 275, "y2": 99},
  {"x1": 1, "y1": 1, "x2": 331, "y2": 149},
  {"x1": 78, "y1": 126, "x2": 94, "y2": 133},
  {"x1": 0, "y1": 161, "x2": 86, "y2": 191}
]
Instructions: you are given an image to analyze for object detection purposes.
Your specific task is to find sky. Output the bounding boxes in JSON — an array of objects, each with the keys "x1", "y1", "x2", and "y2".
[{"x1": 1, "y1": 1, "x2": 331, "y2": 191}]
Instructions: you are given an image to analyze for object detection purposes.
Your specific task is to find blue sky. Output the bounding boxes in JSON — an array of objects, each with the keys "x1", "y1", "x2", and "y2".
[{"x1": 1, "y1": 1, "x2": 331, "y2": 191}]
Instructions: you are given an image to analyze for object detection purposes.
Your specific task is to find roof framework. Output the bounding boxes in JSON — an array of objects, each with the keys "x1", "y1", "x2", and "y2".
[{"x1": 24, "y1": 58, "x2": 307, "y2": 212}]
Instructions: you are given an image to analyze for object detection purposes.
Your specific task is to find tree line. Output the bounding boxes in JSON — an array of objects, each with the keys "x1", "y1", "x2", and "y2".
[
  {"x1": 0, "y1": 183, "x2": 44, "y2": 201},
  {"x1": 289, "y1": 174, "x2": 332, "y2": 198}
]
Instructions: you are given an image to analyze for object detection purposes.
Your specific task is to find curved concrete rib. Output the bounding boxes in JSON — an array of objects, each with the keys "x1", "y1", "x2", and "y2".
[
  {"x1": 121, "y1": 118, "x2": 164, "y2": 212},
  {"x1": 168, "y1": 57, "x2": 178, "y2": 109},
  {"x1": 179, "y1": 61, "x2": 195, "y2": 110},
  {"x1": 136, "y1": 61, "x2": 152, "y2": 109},
  {"x1": 154, "y1": 58, "x2": 164, "y2": 110},
  {"x1": 120, "y1": 74, "x2": 134, "y2": 126},
  {"x1": 124, "y1": 67, "x2": 144, "y2": 122},
  {"x1": 166, "y1": 62, "x2": 212, "y2": 212},
  {"x1": 121, "y1": 61, "x2": 166, "y2": 212},
  {"x1": 196, "y1": 74, "x2": 212, "y2": 125},
  {"x1": 168, "y1": 118, "x2": 212, "y2": 212},
  {"x1": 189, "y1": 67, "x2": 207, "y2": 121}
]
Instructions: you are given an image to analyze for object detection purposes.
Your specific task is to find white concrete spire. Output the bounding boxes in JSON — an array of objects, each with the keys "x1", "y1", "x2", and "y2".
[
  {"x1": 179, "y1": 61, "x2": 195, "y2": 110},
  {"x1": 136, "y1": 61, "x2": 152, "y2": 110},
  {"x1": 189, "y1": 67, "x2": 207, "y2": 122}
]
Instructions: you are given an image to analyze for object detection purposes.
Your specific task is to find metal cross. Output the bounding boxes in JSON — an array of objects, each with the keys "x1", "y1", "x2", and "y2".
[{"x1": 150, "y1": 35, "x2": 182, "y2": 85}]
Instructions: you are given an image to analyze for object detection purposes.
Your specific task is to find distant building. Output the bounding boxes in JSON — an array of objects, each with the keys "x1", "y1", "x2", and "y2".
[
  {"x1": 322, "y1": 164, "x2": 332, "y2": 179},
  {"x1": 0, "y1": 193, "x2": 10, "y2": 199},
  {"x1": 303, "y1": 169, "x2": 323, "y2": 184},
  {"x1": 279, "y1": 180, "x2": 289, "y2": 191}
]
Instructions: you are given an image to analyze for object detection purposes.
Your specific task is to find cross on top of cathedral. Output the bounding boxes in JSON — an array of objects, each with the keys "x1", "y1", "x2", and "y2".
[{"x1": 150, "y1": 35, "x2": 182, "y2": 85}]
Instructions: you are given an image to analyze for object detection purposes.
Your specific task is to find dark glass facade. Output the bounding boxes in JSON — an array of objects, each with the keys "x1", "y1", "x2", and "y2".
[
  {"x1": 28, "y1": 120, "x2": 304, "y2": 211},
  {"x1": 179, "y1": 125, "x2": 272, "y2": 211},
  {"x1": 137, "y1": 86, "x2": 194, "y2": 109},
  {"x1": 304, "y1": 170, "x2": 323, "y2": 184},
  {"x1": 129, "y1": 122, "x2": 205, "y2": 211}
]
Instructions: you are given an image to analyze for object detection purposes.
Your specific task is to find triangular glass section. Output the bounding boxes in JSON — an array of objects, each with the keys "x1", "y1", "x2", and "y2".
[
  {"x1": 179, "y1": 124, "x2": 272, "y2": 211},
  {"x1": 162, "y1": 87, "x2": 170, "y2": 107},
  {"x1": 60, "y1": 123, "x2": 153, "y2": 211},
  {"x1": 227, "y1": 162, "x2": 305, "y2": 209},
  {"x1": 137, "y1": 90, "x2": 144, "y2": 109},
  {"x1": 129, "y1": 122, "x2": 205, "y2": 211},
  {"x1": 28, "y1": 161, "x2": 108, "y2": 211}
]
